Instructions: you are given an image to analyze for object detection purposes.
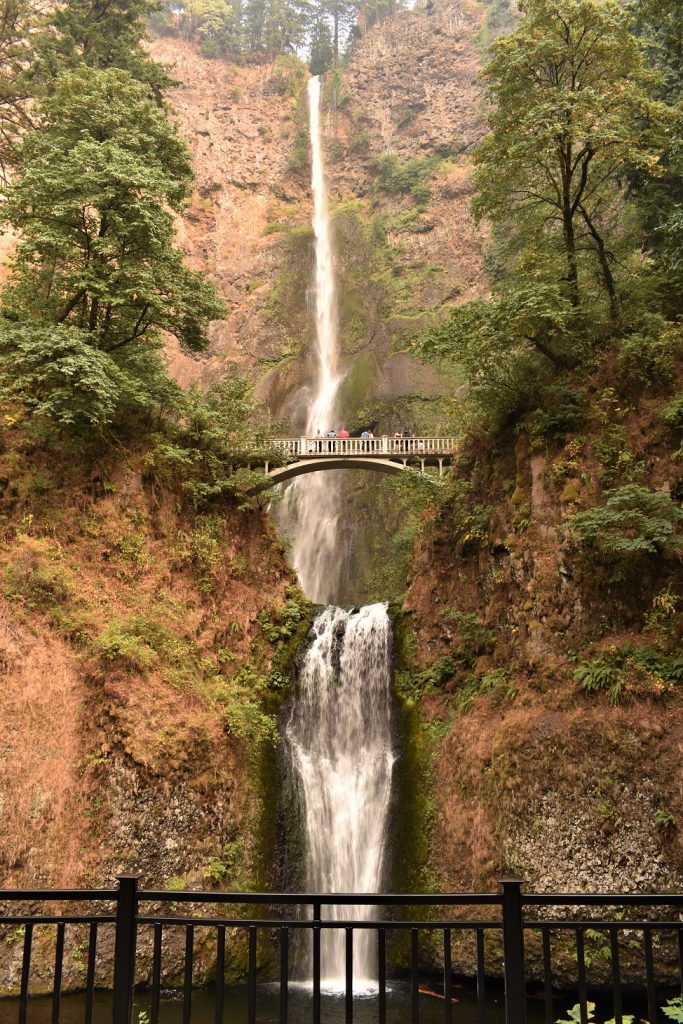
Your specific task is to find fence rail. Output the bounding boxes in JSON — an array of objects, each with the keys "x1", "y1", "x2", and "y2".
[{"x1": 1, "y1": 878, "x2": 682, "y2": 1024}]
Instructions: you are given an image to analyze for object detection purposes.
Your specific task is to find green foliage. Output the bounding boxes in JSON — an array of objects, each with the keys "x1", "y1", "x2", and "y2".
[
  {"x1": 475, "y1": 0, "x2": 666, "y2": 318},
  {"x1": 655, "y1": 808, "x2": 676, "y2": 829},
  {"x1": 663, "y1": 996, "x2": 683, "y2": 1022},
  {"x1": 288, "y1": 129, "x2": 310, "y2": 172},
  {"x1": 374, "y1": 153, "x2": 438, "y2": 207},
  {"x1": 415, "y1": 284, "x2": 577, "y2": 424},
  {"x1": 454, "y1": 668, "x2": 515, "y2": 714},
  {"x1": 348, "y1": 128, "x2": 370, "y2": 154},
  {"x1": 257, "y1": 597, "x2": 308, "y2": 643},
  {"x1": 574, "y1": 643, "x2": 683, "y2": 703},
  {"x1": 0, "y1": 0, "x2": 38, "y2": 181},
  {"x1": 4, "y1": 548, "x2": 74, "y2": 611},
  {"x1": 204, "y1": 838, "x2": 246, "y2": 885},
  {"x1": 0, "y1": 68, "x2": 223, "y2": 433},
  {"x1": 440, "y1": 609, "x2": 495, "y2": 668},
  {"x1": 568, "y1": 484, "x2": 683, "y2": 557},
  {"x1": 618, "y1": 316, "x2": 681, "y2": 389},
  {"x1": 28, "y1": 0, "x2": 171, "y2": 100},
  {"x1": 0, "y1": 324, "x2": 181, "y2": 429},
  {"x1": 268, "y1": 55, "x2": 308, "y2": 97},
  {"x1": 440, "y1": 479, "x2": 492, "y2": 549},
  {"x1": 145, "y1": 375, "x2": 283, "y2": 508},
  {"x1": 95, "y1": 619, "x2": 161, "y2": 673}
]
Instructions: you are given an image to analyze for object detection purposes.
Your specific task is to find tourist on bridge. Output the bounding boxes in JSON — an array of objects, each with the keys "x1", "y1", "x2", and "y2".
[
  {"x1": 361, "y1": 429, "x2": 369, "y2": 451},
  {"x1": 338, "y1": 427, "x2": 350, "y2": 452},
  {"x1": 326, "y1": 429, "x2": 337, "y2": 452}
]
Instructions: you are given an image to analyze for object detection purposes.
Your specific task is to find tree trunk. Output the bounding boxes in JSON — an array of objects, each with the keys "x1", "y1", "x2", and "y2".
[{"x1": 580, "y1": 205, "x2": 619, "y2": 323}]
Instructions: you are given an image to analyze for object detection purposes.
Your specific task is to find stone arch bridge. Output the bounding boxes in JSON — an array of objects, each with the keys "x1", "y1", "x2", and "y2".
[{"x1": 251, "y1": 436, "x2": 455, "y2": 487}]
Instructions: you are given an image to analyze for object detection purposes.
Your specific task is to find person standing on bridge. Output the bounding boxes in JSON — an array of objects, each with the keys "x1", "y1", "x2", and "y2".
[
  {"x1": 338, "y1": 427, "x2": 350, "y2": 453},
  {"x1": 361, "y1": 429, "x2": 369, "y2": 451},
  {"x1": 326, "y1": 429, "x2": 337, "y2": 452}
]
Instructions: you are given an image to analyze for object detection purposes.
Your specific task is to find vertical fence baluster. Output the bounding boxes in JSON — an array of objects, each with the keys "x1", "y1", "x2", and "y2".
[
  {"x1": 151, "y1": 923, "x2": 162, "y2": 1024},
  {"x1": 378, "y1": 929, "x2": 386, "y2": 1024},
  {"x1": 85, "y1": 921, "x2": 98, "y2": 1024},
  {"x1": 542, "y1": 927, "x2": 553, "y2": 1024},
  {"x1": 411, "y1": 928, "x2": 419, "y2": 1024},
  {"x1": 52, "y1": 922, "x2": 65, "y2": 1024},
  {"x1": 476, "y1": 928, "x2": 487, "y2": 1024},
  {"x1": 501, "y1": 880, "x2": 526, "y2": 1024},
  {"x1": 279, "y1": 926, "x2": 288, "y2": 1024},
  {"x1": 609, "y1": 927, "x2": 622, "y2": 1024},
  {"x1": 443, "y1": 929, "x2": 452, "y2": 1024},
  {"x1": 19, "y1": 922, "x2": 33, "y2": 1024},
  {"x1": 345, "y1": 928, "x2": 353, "y2": 1024},
  {"x1": 678, "y1": 926, "x2": 683, "y2": 999},
  {"x1": 643, "y1": 929, "x2": 657, "y2": 1024},
  {"x1": 215, "y1": 925, "x2": 225, "y2": 1024},
  {"x1": 183, "y1": 925, "x2": 194, "y2": 1024},
  {"x1": 248, "y1": 926, "x2": 257, "y2": 1024},
  {"x1": 575, "y1": 928, "x2": 588, "y2": 1024},
  {"x1": 313, "y1": 903, "x2": 321, "y2": 1024},
  {"x1": 113, "y1": 875, "x2": 139, "y2": 1024}
]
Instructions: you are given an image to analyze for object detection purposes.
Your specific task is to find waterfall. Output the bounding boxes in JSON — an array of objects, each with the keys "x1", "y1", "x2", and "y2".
[
  {"x1": 285, "y1": 604, "x2": 396, "y2": 990},
  {"x1": 276, "y1": 75, "x2": 397, "y2": 992},
  {"x1": 278, "y1": 75, "x2": 344, "y2": 604}
]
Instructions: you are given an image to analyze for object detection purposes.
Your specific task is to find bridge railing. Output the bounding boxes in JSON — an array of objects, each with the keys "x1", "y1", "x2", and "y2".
[
  {"x1": 1, "y1": 879, "x2": 682, "y2": 1024},
  {"x1": 269, "y1": 437, "x2": 456, "y2": 457}
]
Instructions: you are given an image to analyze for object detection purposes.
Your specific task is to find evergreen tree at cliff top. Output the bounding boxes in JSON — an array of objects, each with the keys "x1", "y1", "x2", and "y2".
[{"x1": 28, "y1": 0, "x2": 172, "y2": 99}]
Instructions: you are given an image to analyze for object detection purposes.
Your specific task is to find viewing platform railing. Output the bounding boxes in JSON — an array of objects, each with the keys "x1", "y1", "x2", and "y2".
[
  {"x1": 268, "y1": 437, "x2": 456, "y2": 457},
  {"x1": 1, "y1": 879, "x2": 682, "y2": 1024}
]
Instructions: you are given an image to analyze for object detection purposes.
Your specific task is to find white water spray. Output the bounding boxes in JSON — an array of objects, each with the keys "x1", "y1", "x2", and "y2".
[
  {"x1": 278, "y1": 76, "x2": 344, "y2": 603},
  {"x1": 285, "y1": 604, "x2": 396, "y2": 990}
]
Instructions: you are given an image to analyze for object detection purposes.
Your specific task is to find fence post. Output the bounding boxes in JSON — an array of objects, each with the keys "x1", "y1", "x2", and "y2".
[
  {"x1": 113, "y1": 875, "x2": 139, "y2": 1024},
  {"x1": 500, "y1": 879, "x2": 526, "y2": 1024}
]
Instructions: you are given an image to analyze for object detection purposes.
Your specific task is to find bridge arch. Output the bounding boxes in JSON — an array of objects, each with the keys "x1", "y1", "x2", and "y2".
[{"x1": 268, "y1": 457, "x2": 409, "y2": 486}]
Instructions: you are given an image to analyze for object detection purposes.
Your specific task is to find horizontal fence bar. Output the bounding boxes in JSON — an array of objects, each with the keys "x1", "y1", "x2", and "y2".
[
  {"x1": 0, "y1": 890, "x2": 116, "y2": 901},
  {"x1": 136, "y1": 891, "x2": 502, "y2": 905},
  {"x1": 135, "y1": 918, "x2": 505, "y2": 929}
]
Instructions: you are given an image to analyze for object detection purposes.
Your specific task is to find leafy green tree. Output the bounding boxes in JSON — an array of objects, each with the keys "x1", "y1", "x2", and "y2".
[
  {"x1": 28, "y1": 0, "x2": 171, "y2": 99},
  {"x1": 474, "y1": 0, "x2": 666, "y2": 322},
  {"x1": 0, "y1": 68, "x2": 224, "y2": 428},
  {"x1": 415, "y1": 283, "x2": 577, "y2": 421},
  {"x1": 4, "y1": 68, "x2": 223, "y2": 354}
]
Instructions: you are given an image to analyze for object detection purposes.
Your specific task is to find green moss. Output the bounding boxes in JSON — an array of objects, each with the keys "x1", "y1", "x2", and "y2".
[{"x1": 335, "y1": 352, "x2": 376, "y2": 423}]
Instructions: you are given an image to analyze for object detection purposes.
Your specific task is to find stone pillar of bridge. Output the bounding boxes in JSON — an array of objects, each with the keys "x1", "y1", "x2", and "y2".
[
  {"x1": 438, "y1": 458, "x2": 444, "y2": 477},
  {"x1": 420, "y1": 459, "x2": 425, "y2": 475}
]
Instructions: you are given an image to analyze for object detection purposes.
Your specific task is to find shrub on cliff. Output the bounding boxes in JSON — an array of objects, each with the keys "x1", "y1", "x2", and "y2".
[{"x1": 568, "y1": 485, "x2": 683, "y2": 558}]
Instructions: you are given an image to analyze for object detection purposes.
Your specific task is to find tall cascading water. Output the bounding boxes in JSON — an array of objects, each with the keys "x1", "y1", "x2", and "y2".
[
  {"x1": 285, "y1": 604, "x2": 396, "y2": 990},
  {"x1": 277, "y1": 76, "x2": 397, "y2": 990},
  {"x1": 277, "y1": 75, "x2": 343, "y2": 604}
]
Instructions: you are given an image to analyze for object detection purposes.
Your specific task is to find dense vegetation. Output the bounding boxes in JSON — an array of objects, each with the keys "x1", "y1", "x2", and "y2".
[{"x1": 152, "y1": 0, "x2": 403, "y2": 68}]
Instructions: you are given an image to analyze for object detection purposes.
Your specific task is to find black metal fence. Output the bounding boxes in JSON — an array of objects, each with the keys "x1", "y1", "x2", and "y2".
[{"x1": 0, "y1": 877, "x2": 682, "y2": 1024}]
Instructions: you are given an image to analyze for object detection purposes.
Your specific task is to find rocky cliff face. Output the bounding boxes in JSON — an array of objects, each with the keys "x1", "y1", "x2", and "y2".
[{"x1": 403, "y1": 380, "x2": 683, "y2": 896}]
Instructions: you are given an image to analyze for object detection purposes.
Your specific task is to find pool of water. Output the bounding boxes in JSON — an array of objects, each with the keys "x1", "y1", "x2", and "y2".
[{"x1": 0, "y1": 977, "x2": 546, "y2": 1024}]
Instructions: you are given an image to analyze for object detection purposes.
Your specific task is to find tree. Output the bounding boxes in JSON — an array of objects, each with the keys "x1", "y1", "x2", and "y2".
[
  {"x1": 4, "y1": 68, "x2": 223, "y2": 354},
  {"x1": 474, "y1": 0, "x2": 666, "y2": 323},
  {"x1": 309, "y1": 14, "x2": 334, "y2": 74},
  {"x1": 0, "y1": 0, "x2": 44, "y2": 184},
  {"x1": 28, "y1": 0, "x2": 172, "y2": 100},
  {"x1": 414, "y1": 283, "x2": 577, "y2": 422},
  {"x1": 0, "y1": 68, "x2": 224, "y2": 427}
]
